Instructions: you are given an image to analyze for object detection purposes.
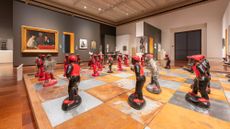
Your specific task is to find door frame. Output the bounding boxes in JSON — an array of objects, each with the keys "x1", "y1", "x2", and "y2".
[
  {"x1": 63, "y1": 32, "x2": 74, "y2": 53},
  {"x1": 174, "y1": 29, "x2": 202, "y2": 61}
]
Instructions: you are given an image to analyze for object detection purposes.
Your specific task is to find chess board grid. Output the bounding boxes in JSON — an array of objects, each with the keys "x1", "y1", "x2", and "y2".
[{"x1": 24, "y1": 67, "x2": 230, "y2": 129}]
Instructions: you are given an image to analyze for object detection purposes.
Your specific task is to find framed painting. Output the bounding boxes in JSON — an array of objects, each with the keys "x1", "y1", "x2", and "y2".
[
  {"x1": 21, "y1": 25, "x2": 58, "y2": 53},
  {"x1": 79, "y1": 39, "x2": 87, "y2": 49}
]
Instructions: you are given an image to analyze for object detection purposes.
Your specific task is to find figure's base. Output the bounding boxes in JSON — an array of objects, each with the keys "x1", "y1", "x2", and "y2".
[
  {"x1": 43, "y1": 79, "x2": 57, "y2": 87},
  {"x1": 92, "y1": 73, "x2": 100, "y2": 77},
  {"x1": 185, "y1": 93, "x2": 210, "y2": 108},
  {"x1": 146, "y1": 84, "x2": 161, "y2": 94},
  {"x1": 128, "y1": 93, "x2": 146, "y2": 110},
  {"x1": 107, "y1": 70, "x2": 113, "y2": 73},
  {"x1": 62, "y1": 95, "x2": 82, "y2": 111}
]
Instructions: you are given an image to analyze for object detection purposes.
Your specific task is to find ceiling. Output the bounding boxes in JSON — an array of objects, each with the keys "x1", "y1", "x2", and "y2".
[{"x1": 23, "y1": 0, "x2": 210, "y2": 26}]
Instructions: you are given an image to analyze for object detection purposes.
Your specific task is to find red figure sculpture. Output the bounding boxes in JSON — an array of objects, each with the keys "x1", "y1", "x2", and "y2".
[
  {"x1": 117, "y1": 54, "x2": 123, "y2": 71},
  {"x1": 62, "y1": 54, "x2": 82, "y2": 111},
  {"x1": 88, "y1": 54, "x2": 94, "y2": 70},
  {"x1": 124, "y1": 54, "x2": 129, "y2": 67},
  {"x1": 185, "y1": 55, "x2": 210, "y2": 108},
  {"x1": 38, "y1": 54, "x2": 46, "y2": 81},
  {"x1": 92, "y1": 54, "x2": 100, "y2": 77}
]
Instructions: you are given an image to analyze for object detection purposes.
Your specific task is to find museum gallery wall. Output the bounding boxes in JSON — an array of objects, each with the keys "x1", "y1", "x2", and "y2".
[{"x1": 13, "y1": 1, "x2": 115, "y2": 66}]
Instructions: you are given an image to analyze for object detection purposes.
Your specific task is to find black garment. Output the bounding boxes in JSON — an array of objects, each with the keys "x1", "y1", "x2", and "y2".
[
  {"x1": 192, "y1": 78, "x2": 209, "y2": 100},
  {"x1": 166, "y1": 60, "x2": 171, "y2": 69},
  {"x1": 68, "y1": 76, "x2": 80, "y2": 100}
]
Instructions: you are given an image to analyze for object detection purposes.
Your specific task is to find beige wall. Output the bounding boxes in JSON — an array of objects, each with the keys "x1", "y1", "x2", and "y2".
[{"x1": 117, "y1": 0, "x2": 229, "y2": 61}]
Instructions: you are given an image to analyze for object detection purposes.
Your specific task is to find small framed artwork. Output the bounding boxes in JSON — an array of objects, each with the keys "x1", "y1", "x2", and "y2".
[
  {"x1": 91, "y1": 40, "x2": 96, "y2": 50},
  {"x1": 21, "y1": 25, "x2": 58, "y2": 53},
  {"x1": 79, "y1": 39, "x2": 87, "y2": 49}
]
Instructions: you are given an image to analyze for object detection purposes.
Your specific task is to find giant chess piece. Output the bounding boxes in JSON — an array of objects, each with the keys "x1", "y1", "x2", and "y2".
[
  {"x1": 145, "y1": 54, "x2": 161, "y2": 94},
  {"x1": 124, "y1": 54, "x2": 129, "y2": 67},
  {"x1": 92, "y1": 54, "x2": 100, "y2": 77},
  {"x1": 117, "y1": 54, "x2": 123, "y2": 71},
  {"x1": 63, "y1": 54, "x2": 69, "y2": 77},
  {"x1": 62, "y1": 54, "x2": 82, "y2": 111},
  {"x1": 107, "y1": 54, "x2": 113, "y2": 73},
  {"x1": 185, "y1": 55, "x2": 210, "y2": 108},
  {"x1": 128, "y1": 56, "x2": 146, "y2": 110},
  {"x1": 164, "y1": 54, "x2": 171, "y2": 69},
  {"x1": 38, "y1": 54, "x2": 46, "y2": 81},
  {"x1": 43, "y1": 54, "x2": 57, "y2": 87}
]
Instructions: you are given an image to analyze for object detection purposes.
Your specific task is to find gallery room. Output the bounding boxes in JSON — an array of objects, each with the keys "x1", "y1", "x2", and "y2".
[{"x1": 1, "y1": 0, "x2": 230, "y2": 129}]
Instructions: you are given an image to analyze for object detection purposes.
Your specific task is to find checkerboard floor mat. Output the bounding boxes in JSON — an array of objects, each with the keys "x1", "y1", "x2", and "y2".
[{"x1": 26, "y1": 66, "x2": 230, "y2": 129}]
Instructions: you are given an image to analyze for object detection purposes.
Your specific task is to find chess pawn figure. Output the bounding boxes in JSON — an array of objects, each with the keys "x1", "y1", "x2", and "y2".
[
  {"x1": 62, "y1": 54, "x2": 82, "y2": 111},
  {"x1": 43, "y1": 54, "x2": 57, "y2": 87}
]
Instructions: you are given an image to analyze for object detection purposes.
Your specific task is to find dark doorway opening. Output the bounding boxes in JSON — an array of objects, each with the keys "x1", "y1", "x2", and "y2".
[
  {"x1": 175, "y1": 29, "x2": 201, "y2": 61},
  {"x1": 64, "y1": 34, "x2": 70, "y2": 53}
]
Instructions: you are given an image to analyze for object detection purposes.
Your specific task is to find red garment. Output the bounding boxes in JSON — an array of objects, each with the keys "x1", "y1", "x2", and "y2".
[{"x1": 71, "y1": 64, "x2": 80, "y2": 76}]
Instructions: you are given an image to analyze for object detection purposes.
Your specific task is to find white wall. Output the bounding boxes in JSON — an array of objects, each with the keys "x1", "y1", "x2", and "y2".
[
  {"x1": 117, "y1": 0, "x2": 229, "y2": 61},
  {"x1": 116, "y1": 34, "x2": 130, "y2": 54},
  {"x1": 222, "y1": 1, "x2": 230, "y2": 56}
]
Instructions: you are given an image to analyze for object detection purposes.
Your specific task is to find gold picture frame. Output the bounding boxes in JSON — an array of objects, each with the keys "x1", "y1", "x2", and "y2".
[{"x1": 21, "y1": 25, "x2": 59, "y2": 53}]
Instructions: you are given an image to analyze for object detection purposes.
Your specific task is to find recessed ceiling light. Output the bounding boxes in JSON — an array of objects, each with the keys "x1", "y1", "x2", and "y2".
[
  {"x1": 98, "y1": 8, "x2": 102, "y2": 11},
  {"x1": 84, "y1": 6, "x2": 87, "y2": 9}
]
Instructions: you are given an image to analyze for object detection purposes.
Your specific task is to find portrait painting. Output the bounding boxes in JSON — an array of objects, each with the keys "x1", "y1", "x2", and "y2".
[
  {"x1": 21, "y1": 26, "x2": 58, "y2": 53},
  {"x1": 79, "y1": 39, "x2": 87, "y2": 49}
]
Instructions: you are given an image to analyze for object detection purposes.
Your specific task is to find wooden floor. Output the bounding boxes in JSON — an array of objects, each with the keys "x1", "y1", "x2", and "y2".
[
  {"x1": 0, "y1": 64, "x2": 36, "y2": 129},
  {"x1": 0, "y1": 61, "x2": 229, "y2": 129}
]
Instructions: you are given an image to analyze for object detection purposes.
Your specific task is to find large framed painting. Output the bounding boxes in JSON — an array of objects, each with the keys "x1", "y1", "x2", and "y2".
[
  {"x1": 21, "y1": 25, "x2": 58, "y2": 53},
  {"x1": 79, "y1": 39, "x2": 87, "y2": 49}
]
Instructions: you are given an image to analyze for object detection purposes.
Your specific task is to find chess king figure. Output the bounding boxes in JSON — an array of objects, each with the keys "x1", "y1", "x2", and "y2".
[
  {"x1": 128, "y1": 56, "x2": 146, "y2": 110},
  {"x1": 146, "y1": 54, "x2": 161, "y2": 94},
  {"x1": 62, "y1": 54, "x2": 82, "y2": 111},
  {"x1": 107, "y1": 54, "x2": 114, "y2": 73},
  {"x1": 185, "y1": 55, "x2": 210, "y2": 108},
  {"x1": 43, "y1": 54, "x2": 57, "y2": 87}
]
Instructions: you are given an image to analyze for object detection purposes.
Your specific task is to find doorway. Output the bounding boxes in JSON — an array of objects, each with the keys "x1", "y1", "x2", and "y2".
[
  {"x1": 175, "y1": 29, "x2": 201, "y2": 61},
  {"x1": 63, "y1": 32, "x2": 74, "y2": 53}
]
